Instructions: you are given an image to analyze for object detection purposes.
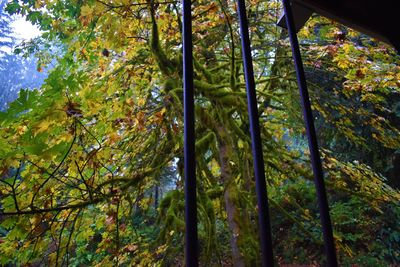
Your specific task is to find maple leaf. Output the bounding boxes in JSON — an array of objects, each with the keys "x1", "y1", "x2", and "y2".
[{"x1": 33, "y1": 119, "x2": 52, "y2": 135}]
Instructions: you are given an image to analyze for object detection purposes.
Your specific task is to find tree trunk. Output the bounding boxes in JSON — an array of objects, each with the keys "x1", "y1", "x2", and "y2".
[{"x1": 217, "y1": 125, "x2": 246, "y2": 267}]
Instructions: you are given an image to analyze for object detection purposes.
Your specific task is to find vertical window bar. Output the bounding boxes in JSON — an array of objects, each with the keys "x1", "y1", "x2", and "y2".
[
  {"x1": 183, "y1": 0, "x2": 198, "y2": 266},
  {"x1": 236, "y1": 0, "x2": 274, "y2": 266},
  {"x1": 281, "y1": 0, "x2": 338, "y2": 266}
]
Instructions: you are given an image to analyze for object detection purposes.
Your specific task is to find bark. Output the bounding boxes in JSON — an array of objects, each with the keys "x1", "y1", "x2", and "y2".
[{"x1": 217, "y1": 125, "x2": 246, "y2": 267}]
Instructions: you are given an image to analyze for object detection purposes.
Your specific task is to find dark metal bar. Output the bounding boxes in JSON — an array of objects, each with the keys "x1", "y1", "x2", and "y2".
[
  {"x1": 183, "y1": 0, "x2": 198, "y2": 266},
  {"x1": 236, "y1": 1, "x2": 274, "y2": 266},
  {"x1": 281, "y1": 0, "x2": 338, "y2": 266}
]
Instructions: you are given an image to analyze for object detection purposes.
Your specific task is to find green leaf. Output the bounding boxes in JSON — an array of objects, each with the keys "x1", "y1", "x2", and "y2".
[{"x1": 5, "y1": 0, "x2": 21, "y2": 14}]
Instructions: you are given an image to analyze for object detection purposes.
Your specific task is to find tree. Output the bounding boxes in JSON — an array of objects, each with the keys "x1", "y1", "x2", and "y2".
[
  {"x1": 0, "y1": 0, "x2": 399, "y2": 266},
  {"x1": 295, "y1": 18, "x2": 400, "y2": 188}
]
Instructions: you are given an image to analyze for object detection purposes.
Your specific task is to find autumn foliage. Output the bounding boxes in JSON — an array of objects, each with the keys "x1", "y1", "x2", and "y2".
[{"x1": 0, "y1": 0, "x2": 399, "y2": 266}]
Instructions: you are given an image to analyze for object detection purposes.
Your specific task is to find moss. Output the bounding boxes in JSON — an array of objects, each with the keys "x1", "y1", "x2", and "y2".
[
  {"x1": 195, "y1": 106, "x2": 215, "y2": 128},
  {"x1": 218, "y1": 95, "x2": 241, "y2": 107},
  {"x1": 168, "y1": 89, "x2": 183, "y2": 109},
  {"x1": 196, "y1": 131, "x2": 216, "y2": 154},
  {"x1": 206, "y1": 187, "x2": 223, "y2": 199},
  {"x1": 228, "y1": 118, "x2": 250, "y2": 143},
  {"x1": 194, "y1": 58, "x2": 214, "y2": 83},
  {"x1": 148, "y1": 1, "x2": 176, "y2": 76},
  {"x1": 163, "y1": 79, "x2": 178, "y2": 93}
]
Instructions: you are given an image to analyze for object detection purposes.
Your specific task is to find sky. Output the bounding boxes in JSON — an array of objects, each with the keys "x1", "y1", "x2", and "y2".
[
  {"x1": 0, "y1": 13, "x2": 41, "y2": 55},
  {"x1": 11, "y1": 16, "x2": 41, "y2": 41},
  {"x1": 0, "y1": 9, "x2": 47, "y2": 109}
]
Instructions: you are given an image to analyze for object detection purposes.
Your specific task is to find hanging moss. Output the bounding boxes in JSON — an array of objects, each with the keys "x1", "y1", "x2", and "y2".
[
  {"x1": 194, "y1": 58, "x2": 214, "y2": 83},
  {"x1": 198, "y1": 158, "x2": 217, "y2": 185},
  {"x1": 206, "y1": 186, "x2": 224, "y2": 199},
  {"x1": 193, "y1": 79, "x2": 219, "y2": 93},
  {"x1": 195, "y1": 106, "x2": 215, "y2": 129},
  {"x1": 196, "y1": 131, "x2": 217, "y2": 155},
  {"x1": 218, "y1": 95, "x2": 242, "y2": 107},
  {"x1": 168, "y1": 89, "x2": 183, "y2": 109},
  {"x1": 163, "y1": 79, "x2": 178, "y2": 93},
  {"x1": 228, "y1": 118, "x2": 250, "y2": 143},
  {"x1": 198, "y1": 190, "x2": 217, "y2": 263},
  {"x1": 147, "y1": 0, "x2": 176, "y2": 76},
  {"x1": 157, "y1": 190, "x2": 185, "y2": 243},
  {"x1": 208, "y1": 89, "x2": 232, "y2": 98}
]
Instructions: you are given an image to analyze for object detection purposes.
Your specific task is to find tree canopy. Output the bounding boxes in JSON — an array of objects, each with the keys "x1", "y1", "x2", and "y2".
[{"x1": 0, "y1": 0, "x2": 399, "y2": 266}]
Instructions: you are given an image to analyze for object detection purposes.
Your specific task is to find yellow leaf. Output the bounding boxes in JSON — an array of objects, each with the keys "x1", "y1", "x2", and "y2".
[
  {"x1": 138, "y1": 98, "x2": 146, "y2": 106},
  {"x1": 33, "y1": 120, "x2": 52, "y2": 136},
  {"x1": 238, "y1": 139, "x2": 244, "y2": 149},
  {"x1": 16, "y1": 125, "x2": 27, "y2": 135},
  {"x1": 80, "y1": 5, "x2": 92, "y2": 17},
  {"x1": 55, "y1": 133, "x2": 72, "y2": 144}
]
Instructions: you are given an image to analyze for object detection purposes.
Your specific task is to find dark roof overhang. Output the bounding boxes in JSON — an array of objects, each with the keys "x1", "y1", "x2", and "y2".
[{"x1": 278, "y1": 0, "x2": 399, "y2": 52}]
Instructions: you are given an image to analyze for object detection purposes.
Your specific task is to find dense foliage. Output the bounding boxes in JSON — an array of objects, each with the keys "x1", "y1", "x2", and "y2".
[{"x1": 0, "y1": 0, "x2": 399, "y2": 266}]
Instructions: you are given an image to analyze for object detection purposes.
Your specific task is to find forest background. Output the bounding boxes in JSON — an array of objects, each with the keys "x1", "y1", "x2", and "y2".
[{"x1": 0, "y1": 0, "x2": 399, "y2": 266}]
